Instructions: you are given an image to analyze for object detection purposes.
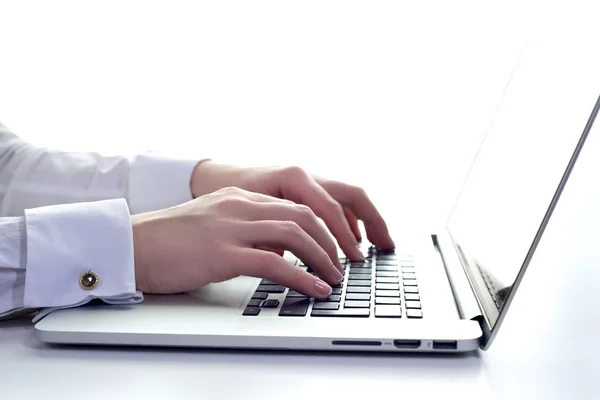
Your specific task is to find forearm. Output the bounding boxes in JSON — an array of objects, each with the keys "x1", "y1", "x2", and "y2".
[{"x1": 0, "y1": 122, "x2": 200, "y2": 216}]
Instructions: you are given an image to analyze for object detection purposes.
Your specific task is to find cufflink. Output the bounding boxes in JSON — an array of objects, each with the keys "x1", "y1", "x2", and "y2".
[{"x1": 79, "y1": 271, "x2": 99, "y2": 290}]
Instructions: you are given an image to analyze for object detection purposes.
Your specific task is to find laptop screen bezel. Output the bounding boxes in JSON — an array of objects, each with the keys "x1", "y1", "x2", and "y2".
[{"x1": 448, "y1": 93, "x2": 600, "y2": 350}]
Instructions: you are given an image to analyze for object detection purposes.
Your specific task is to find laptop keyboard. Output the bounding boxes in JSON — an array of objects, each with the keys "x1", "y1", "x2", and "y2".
[{"x1": 242, "y1": 244, "x2": 423, "y2": 318}]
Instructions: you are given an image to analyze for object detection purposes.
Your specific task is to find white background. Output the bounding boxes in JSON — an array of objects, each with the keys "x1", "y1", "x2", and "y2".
[
  {"x1": 0, "y1": 0, "x2": 533, "y2": 228},
  {"x1": 2, "y1": 2, "x2": 600, "y2": 399}
]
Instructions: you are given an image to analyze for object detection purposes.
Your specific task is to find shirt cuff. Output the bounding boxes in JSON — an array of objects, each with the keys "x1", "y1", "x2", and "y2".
[
  {"x1": 128, "y1": 153, "x2": 203, "y2": 214},
  {"x1": 23, "y1": 198, "x2": 143, "y2": 321}
]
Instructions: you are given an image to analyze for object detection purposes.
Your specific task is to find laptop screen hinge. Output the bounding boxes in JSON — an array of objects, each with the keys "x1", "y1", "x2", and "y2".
[{"x1": 432, "y1": 231, "x2": 484, "y2": 323}]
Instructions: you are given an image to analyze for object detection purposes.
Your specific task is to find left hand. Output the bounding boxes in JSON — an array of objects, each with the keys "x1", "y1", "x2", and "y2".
[{"x1": 190, "y1": 161, "x2": 395, "y2": 261}]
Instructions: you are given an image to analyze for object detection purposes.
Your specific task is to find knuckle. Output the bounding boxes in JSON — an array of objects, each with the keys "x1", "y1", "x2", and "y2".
[
  {"x1": 327, "y1": 200, "x2": 344, "y2": 216},
  {"x1": 349, "y1": 184, "x2": 367, "y2": 198},
  {"x1": 291, "y1": 265, "x2": 303, "y2": 286},
  {"x1": 222, "y1": 186, "x2": 245, "y2": 195},
  {"x1": 280, "y1": 220, "x2": 303, "y2": 238},
  {"x1": 259, "y1": 252, "x2": 282, "y2": 274},
  {"x1": 215, "y1": 196, "x2": 246, "y2": 211},
  {"x1": 293, "y1": 204, "x2": 316, "y2": 223},
  {"x1": 282, "y1": 165, "x2": 309, "y2": 181}
]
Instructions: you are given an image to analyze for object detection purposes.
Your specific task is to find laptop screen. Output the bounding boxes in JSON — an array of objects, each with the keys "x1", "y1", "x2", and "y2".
[{"x1": 445, "y1": 32, "x2": 600, "y2": 335}]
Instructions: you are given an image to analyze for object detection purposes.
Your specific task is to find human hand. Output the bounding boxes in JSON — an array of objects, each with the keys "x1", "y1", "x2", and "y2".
[
  {"x1": 132, "y1": 187, "x2": 344, "y2": 298},
  {"x1": 191, "y1": 162, "x2": 395, "y2": 261}
]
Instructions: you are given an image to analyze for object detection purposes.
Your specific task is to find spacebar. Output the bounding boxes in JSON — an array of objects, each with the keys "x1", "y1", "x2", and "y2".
[{"x1": 311, "y1": 309, "x2": 370, "y2": 317}]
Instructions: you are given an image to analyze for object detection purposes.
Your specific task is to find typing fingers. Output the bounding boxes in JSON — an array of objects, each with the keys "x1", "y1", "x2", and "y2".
[
  {"x1": 237, "y1": 220, "x2": 343, "y2": 287},
  {"x1": 317, "y1": 179, "x2": 395, "y2": 250},
  {"x1": 234, "y1": 248, "x2": 334, "y2": 299},
  {"x1": 244, "y1": 202, "x2": 342, "y2": 272}
]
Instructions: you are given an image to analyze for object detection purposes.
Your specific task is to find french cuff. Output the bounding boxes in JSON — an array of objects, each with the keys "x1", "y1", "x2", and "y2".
[
  {"x1": 128, "y1": 152, "x2": 203, "y2": 214},
  {"x1": 23, "y1": 198, "x2": 143, "y2": 321}
]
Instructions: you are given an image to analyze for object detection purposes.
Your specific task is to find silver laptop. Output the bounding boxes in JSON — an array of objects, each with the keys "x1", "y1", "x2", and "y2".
[{"x1": 33, "y1": 33, "x2": 600, "y2": 353}]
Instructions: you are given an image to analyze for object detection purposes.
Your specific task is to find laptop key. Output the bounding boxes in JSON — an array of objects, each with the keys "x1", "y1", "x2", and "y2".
[
  {"x1": 348, "y1": 274, "x2": 371, "y2": 280},
  {"x1": 247, "y1": 299, "x2": 263, "y2": 307},
  {"x1": 344, "y1": 301, "x2": 370, "y2": 308},
  {"x1": 376, "y1": 254, "x2": 397, "y2": 260},
  {"x1": 376, "y1": 248, "x2": 395, "y2": 255},
  {"x1": 376, "y1": 283, "x2": 401, "y2": 290},
  {"x1": 262, "y1": 299, "x2": 280, "y2": 308},
  {"x1": 376, "y1": 271, "x2": 398, "y2": 277},
  {"x1": 243, "y1": 307, "x2": 261, "y2": 316},
  {"x1": 376, "y1": 260, "x2": 398, "y2": 266},
  {"x1": 376, "y1": 266, "x2": 398, "y2": 271},
  {"x1": 376, "y1": 290, "x2": 401, "y2": 297},
  {"x1": 332, "y1": 287, "x2": 343, "y2": 295},
  {"x1": 348, "y1": 280, "x2": 371, "y2": 287},
  {"x1": 345, "y1": 293, "x2": 371, "y2": 301},
  {"x1": 403, "y1": 280, "x2": 418, "y2": 287},
  {"x1": 404, "y1": 287, "x2": 419, "y2": 294},
  {"x1": 257, "y1": 285, "x2": 286, "y2": 293},
  {"x1": 376, "y1": 297, "x2": 401, "y2": 305},
  {"x1": 405, "y1": 293, "x2": 420, "y2": 301},
  {"x1": 349, "y1": 269, "x2": 371, "y2": 275},
  {"x1": 346, "y1": 287, "x2": 371, "y2": 293},
  {"x1": 376, "y1": 277, "x2": 399, "y2": 284},
  {"x1": 348, "y1": 262, "x2": 371, "y2": 269},
  {"x1": 312, "y1": 302, "x2": 340, "y2": 310},
  {"x1": 252, "y1": 292, "x2": 269, "y2": 300},
  {"x1": 405, "y1": 301, "x2": 422, "y2": 309},
  {"x1": 260, "y1": 279, "x2": 278, "y2": 285},
  {"x1": 375, "y1": 305, "x2": 402, "y2": 318},
  {"x1": 315, "y1": 295, "x2": 341, "y2": 302},
  {"x1": 279, "y1": 298, "x2": 310, "y2": 317},
  {"x1": 406, "y1": 309, "x2": 423, "y2": 318},
  {"x1": 287, "y1": 290, "x2": 309, "y2": 298},
  {"x1": 311, "y1": 309, "x2": 370, "y2": 317}
]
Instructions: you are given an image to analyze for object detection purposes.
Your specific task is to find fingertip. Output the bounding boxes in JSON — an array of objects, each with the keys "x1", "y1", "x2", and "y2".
[
  {"x1": 314, "y1": 279, "x2": 333, "y2": 298},
  {"x1": 353, "y1": 243, "x2": 366, "y2": 260},
  {"x1": 335, "y1": 258, "x2": 344, "y2": 273}
]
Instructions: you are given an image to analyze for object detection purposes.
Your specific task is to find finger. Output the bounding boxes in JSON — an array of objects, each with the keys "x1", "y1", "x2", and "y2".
[
  {"x1": 343, "y1": 207, "x2": 362, "y2": 241},
  {"x1": 238, "y1": 220, "x2": 343, "y2": 285},
  {"x1": 235, "y1": 248, "x2": 334, "y2": 299},
  {"x1": 243, "y1": 202, "x2": 343, "y2": 271},
  {"x1": 256, "y1": 246, "x2": 285, "y2": 257},
  {"x1": 278, "y1": 170, "x2": 364, "y2": 261},
  {"x1": 318, "y1": 180, "x2": 395, "y2": 250}
]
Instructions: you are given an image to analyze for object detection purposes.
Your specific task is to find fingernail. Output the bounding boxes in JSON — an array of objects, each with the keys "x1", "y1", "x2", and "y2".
[
  {"x1": 315, "y1": 279, "x2": 332, "y2": 297},
  {"x1": 335, "y1": 259, "x2": 344, "y2": 273},
  {"x1": 333, "y1": 267, "x2": 343, "y2": 283},
  {"x1": 354, "y1": 244, "x2": 365, "y2": 260}
]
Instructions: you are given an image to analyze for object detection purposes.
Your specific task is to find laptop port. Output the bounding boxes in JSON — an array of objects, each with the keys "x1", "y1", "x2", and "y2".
[
  {"x1": 432, "y1": 340, "x2": 457, "y2": 350},
  {"x1": 331, "y1": 340, "x2": 382, "y2": 346},
  {"x1": 393, "y1": 340, "x2": 421, "y2": 349}
]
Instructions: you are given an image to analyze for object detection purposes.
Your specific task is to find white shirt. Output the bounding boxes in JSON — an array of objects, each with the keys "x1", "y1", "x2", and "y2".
[{"x1": 0, "y1": 121, "x2": 201, "y2": 322}]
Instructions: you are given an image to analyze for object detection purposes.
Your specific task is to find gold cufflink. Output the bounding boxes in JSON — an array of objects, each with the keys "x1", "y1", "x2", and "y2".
[{"x1": 79, "y1": 271, "x2": 99, "y2": 290}]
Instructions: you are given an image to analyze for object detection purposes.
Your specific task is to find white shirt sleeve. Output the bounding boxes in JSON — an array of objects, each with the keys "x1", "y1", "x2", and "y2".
[{"x1": 0, "y1": 121, "x2": 203, "y2": 321}]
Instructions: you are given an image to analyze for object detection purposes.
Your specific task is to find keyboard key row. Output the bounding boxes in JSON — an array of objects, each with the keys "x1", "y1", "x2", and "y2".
[{"x1": 311, "y1": 309, "x2": 370, "y2": 317}]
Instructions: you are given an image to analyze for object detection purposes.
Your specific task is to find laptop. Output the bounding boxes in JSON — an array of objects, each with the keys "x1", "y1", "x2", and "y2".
[{"x1": 33, "y1": 31, "x2": 600, "y2": 353}]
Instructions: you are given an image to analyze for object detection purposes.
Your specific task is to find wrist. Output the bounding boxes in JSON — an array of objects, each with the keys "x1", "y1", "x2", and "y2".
[
  {"x1": 190, "y1": 160, "x2": 243, "y2": 198},
  {"x1": 131, "y1": 213, "x2": 153, "y2": 293}
]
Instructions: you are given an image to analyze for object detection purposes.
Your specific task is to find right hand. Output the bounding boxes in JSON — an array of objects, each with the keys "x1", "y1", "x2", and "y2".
[{"x1": 131, "y1": 187, "x2": 345, "y2": 299}]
